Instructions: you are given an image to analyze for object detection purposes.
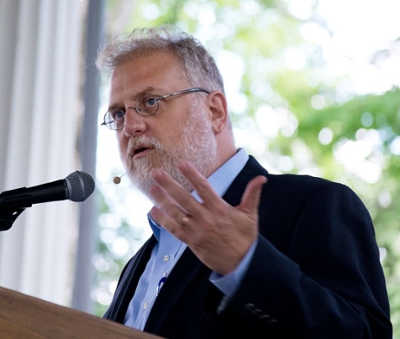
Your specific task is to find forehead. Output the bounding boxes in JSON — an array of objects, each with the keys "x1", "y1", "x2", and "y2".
[{"x1": 111, "y1": 51, "x2": 187, "y2": 92}]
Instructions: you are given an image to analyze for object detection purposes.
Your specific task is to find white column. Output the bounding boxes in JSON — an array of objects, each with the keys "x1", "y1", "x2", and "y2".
[{"x1": 0, "y1": 0, "x2": 86, "y2": 306}]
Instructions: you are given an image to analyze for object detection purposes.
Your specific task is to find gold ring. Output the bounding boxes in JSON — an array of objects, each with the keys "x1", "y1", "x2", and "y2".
[{"x1": 181, "y1": 216, "x2": 190, "y2": 227}]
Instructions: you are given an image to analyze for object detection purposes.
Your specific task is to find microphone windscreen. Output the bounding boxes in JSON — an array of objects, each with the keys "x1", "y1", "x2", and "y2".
[{"x1": 65, "y1": 171, "x2": 95, "y2": 202}]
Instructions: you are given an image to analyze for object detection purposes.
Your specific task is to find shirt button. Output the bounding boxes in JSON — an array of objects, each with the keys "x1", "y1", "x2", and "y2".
[
  {"x1": 163, "y1": 255, "x2": 170, "y2": 262},
  {"x1": 143, "y1": 302, "x2": 149, "y2": 309}
]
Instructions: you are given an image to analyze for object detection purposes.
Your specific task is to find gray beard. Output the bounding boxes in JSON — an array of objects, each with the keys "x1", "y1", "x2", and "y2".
[{"x1": 121, "y1": 109, "x2": 219, "y2": 202}]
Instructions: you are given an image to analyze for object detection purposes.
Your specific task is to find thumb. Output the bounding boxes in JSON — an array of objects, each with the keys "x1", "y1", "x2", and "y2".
[{"x1": 239, "y1": 176, "x2": 268, "y2": 213}]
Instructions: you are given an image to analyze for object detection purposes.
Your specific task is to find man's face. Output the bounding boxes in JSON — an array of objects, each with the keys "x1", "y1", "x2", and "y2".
[{"x1": 109, "y1": 51, "x2": 218, "y2": 198}]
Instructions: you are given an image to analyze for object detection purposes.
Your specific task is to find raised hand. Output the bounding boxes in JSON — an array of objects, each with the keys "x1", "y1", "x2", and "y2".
[{"x1": 149, "y1": 161, "x2": 267, "y2": 275}]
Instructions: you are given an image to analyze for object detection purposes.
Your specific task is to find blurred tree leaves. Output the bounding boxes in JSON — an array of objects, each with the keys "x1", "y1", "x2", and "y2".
[{"x1": 97, "y1": 0, "x2": 400, "y2": 335}]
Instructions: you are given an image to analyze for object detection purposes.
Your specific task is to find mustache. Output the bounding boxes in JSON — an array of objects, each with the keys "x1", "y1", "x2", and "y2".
[{"x1": 126, "y1": 135, "x2": 163, "y2": 157}]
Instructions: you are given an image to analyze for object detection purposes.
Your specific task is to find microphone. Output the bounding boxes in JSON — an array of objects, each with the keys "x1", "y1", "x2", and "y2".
[
  {"x1": 113, "y1": 173, "x2": 126, "y2": 185},
  {"x1": 0, "y1": 171, "x2": 95, "y2": 208}
]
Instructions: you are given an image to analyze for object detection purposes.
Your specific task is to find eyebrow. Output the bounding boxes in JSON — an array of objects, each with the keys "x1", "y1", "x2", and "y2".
[
  {"x1": 132, "y1": 86, "x2": 164, "y2": 98},
  {"x1": 108, "y1": 86, "x2": 165, "y2": 111}
]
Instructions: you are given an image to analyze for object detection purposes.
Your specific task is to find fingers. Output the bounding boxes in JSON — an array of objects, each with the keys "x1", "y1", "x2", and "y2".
[
  {"x1": 176, "y1": 161, "x2": 226, "y2": 207},
  {"x1": 150, "y1": 203, "x2": 190, "y2": 232},
  {"x1": 176, "y1": 161, "x2": 267, "y2": 215},
  {"x1": 150, "y1": 161, "x2": 267, "y2": 221},
  {"x1": 239, "y1": 175, "x2": 268, "y2": 214},
  {"x1": 149, "y1": 182, "x2": 190, "y2": 224},
  {"x1": 151, "y1": 162, "x2": 221, "y2": 217}
]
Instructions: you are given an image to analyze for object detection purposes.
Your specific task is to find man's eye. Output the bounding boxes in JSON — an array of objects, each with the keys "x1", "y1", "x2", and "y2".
[
  {"x1": 112, "y1": 110, "x2": 125, "y2": 120},
  {"x1": 143, "y1": 97, "x2": 158, "y2": 107}
]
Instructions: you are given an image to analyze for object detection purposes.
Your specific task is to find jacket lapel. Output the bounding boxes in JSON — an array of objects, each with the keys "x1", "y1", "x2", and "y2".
[
  {"x1": 104, "y1": 236, "x2": 157, "y2": 322},
  {"x1": 222, "y1": 156, "x2": 269, "y2": 206}
]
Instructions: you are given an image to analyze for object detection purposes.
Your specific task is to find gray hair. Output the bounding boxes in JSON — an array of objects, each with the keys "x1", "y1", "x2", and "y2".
[{"x1": 96, "y1": 26, "x2": 225, "y2": 94}]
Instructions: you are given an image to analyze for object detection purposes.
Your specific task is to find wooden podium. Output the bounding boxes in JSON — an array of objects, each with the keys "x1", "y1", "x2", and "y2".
[{"x1": 0, "y1": 287, "x2": 164, "y2": 338}]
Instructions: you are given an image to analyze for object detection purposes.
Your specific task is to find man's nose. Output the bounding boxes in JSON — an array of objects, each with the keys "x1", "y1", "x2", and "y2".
[{"x1": 122, "y1": 108, "x2": 146, "y2": 137}]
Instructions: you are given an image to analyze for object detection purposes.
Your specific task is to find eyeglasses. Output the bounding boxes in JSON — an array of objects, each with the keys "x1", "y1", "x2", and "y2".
[{"x1": 101, "y1": 87, "x2": 210, "y2": 130}]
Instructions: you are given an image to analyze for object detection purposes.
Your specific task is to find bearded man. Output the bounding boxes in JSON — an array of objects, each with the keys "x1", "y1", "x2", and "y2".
[{"x1": 96, "y1": 26, "x2": 391, "y2": 339}]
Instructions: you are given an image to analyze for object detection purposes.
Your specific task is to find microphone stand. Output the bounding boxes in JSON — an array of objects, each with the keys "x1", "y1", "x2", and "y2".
[
  {"x1": 0, "y1": 207, "x2": 27, "y2": 231},
  {"x1": 0, "y1": 189, "x2": 33, "y2": 231}
]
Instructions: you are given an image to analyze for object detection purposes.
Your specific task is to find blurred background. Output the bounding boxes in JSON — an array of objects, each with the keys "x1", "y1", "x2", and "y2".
[{"x1": 1, "y1": 0, "x2": 399, "y2": 337}]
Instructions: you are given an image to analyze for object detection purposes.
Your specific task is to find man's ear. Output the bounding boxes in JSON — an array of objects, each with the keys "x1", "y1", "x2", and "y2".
[{"x1": 207, "y1": 91, "x2": 228, "y2": 134}]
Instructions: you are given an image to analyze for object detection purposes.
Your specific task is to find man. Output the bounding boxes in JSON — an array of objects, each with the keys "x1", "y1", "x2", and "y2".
[{"x1": 96, "y1": 26, "x2": 392, "y2": 338}]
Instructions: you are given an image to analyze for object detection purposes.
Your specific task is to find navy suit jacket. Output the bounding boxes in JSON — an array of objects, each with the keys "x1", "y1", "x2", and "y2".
[{"x1": 104, "y1": 156, "x2": 392, "y2": 338}]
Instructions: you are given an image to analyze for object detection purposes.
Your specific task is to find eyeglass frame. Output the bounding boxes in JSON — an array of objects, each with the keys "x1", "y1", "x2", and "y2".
[{"x1": 101, "y1": 87, "x2": 211, "y2": 130}]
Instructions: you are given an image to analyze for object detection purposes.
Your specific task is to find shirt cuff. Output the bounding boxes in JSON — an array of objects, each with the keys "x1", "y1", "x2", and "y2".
[{"x1": 210, "y1": 238, "x2": 258, "y2": 298}]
